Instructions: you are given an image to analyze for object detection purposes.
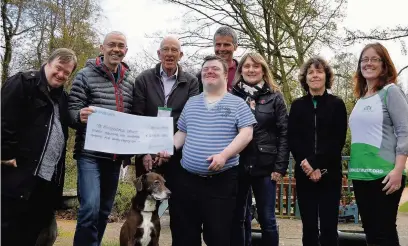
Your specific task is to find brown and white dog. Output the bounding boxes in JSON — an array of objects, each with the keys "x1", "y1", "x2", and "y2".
[{"x1": 120, "y1": 172, "x2": 171, "y2": 246}]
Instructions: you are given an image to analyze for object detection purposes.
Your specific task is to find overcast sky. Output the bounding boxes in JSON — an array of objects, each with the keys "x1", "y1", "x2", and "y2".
[{"x1": 99, "y1": 0, "x2": 408, "y2": 88}]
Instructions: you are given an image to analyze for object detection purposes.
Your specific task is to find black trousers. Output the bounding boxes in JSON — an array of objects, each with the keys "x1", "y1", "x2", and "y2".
[
  {"x1": 1, "y1": 177, "x2": 57, "y2": 246},
  {"x1": 170, "y1": 166, "x2": 238, "y2": 246},
  {"x1": 296, "y1": 177, "x2": 342, "y2": 246},
  {"x1": 353, "y1": 176, "x2": 406, "y2": 246}
]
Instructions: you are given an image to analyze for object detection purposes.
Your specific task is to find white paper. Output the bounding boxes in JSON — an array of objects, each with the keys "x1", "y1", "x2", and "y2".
[{"x1": 84, "y1": 107, "x2": 174, "y2": 155}]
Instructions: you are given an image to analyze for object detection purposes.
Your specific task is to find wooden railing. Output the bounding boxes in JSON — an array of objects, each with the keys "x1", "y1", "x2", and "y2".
[{"x1": 275, "y1": 156, "x2": 353, "y2": 218}]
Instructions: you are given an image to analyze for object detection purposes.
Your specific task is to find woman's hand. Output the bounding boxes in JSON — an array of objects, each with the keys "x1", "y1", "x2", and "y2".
[
  {"x1": 271, "y1": 172, "x2": 282, "y2": 182},
  {"x1": 382, "y1": 168, "x2": 403, "y2": 195},
  {"x1": 300, "y1": 159, "x2": 314, "y2": 176},
  {"x1": 309, "y1": 169, "x2": 322, "y2": 182}
]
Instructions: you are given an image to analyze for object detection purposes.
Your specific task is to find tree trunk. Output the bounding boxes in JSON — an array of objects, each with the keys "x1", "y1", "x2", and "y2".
[{"x1": 1, "y1": 0, "x2": 12, "y2": 84}]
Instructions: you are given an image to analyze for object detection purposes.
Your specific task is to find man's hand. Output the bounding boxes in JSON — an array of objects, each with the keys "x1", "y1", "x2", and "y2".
[
  {"x1": 207, "y1": 154, "x2": 227, "y2": 171},
  {"x1": 155, "y1": 151, "x2": 171, "y2": 166},
  {"x1": 271, "y1": 172, "x2": 282, "y2": 182},
  {"x1": 309, "y1": 169, "x2": 322, "y2": 182},
  {"x1": 79, "y1": 107, "x2": 94, "y2": 123},
  {"x1": 382, "y1": 168, "x2": 403, "y2": 195},
  {"x1": 1, "y1": 159, "x2": 17, "y2": 167},
  {"x1": 300, "y1": 159, "x2": 314, "y2": 176},
  {"x1": 143, "y1": 154, "x2": 153, "y2": 171}
]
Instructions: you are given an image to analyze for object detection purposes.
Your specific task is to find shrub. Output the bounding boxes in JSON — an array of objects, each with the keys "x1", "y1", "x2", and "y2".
[
  {"x1": 64, "y1": 129, "x2": 77, "y2": 190},
  {"x1": 111, "y1": 181, "x2": 136, "y2": 220},
  {"x1": 62, "y1": 129, "x2": 137, "y2": 219}
]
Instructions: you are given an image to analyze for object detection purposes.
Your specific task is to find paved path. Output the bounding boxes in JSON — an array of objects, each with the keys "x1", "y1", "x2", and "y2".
[{"x1": 401, "y1": 187, "x2": 408, "y2": 205}]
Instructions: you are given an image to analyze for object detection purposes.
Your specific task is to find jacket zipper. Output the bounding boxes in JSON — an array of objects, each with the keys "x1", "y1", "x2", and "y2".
[
  {"x1": 313, "y1": 100, "x2": 317, "y2": 154},
  {"x1": 167, "y1": 83, "x2": 179, "y2": 106},
  {"x1": 103, "y1": 64, "x2": 125, "y2": 161}
]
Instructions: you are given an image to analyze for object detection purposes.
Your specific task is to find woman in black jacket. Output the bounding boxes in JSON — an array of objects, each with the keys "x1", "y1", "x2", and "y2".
[
  {"x1": 231, "y1": 52, "x2": 289, "y2": 246},
  {"x1": 288, "y1": 57, "x2": 347, "y2": 246}
]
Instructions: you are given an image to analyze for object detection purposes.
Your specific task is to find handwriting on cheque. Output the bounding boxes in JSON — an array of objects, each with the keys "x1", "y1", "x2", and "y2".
[{"x1": 84, "y1": 106, "x2": 174, "y2": 154}]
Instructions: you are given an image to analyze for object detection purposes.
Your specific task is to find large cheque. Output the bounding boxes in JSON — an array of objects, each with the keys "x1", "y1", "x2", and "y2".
[{"x1": 84, "y1": 107, "x2": 174, "y2": 155}]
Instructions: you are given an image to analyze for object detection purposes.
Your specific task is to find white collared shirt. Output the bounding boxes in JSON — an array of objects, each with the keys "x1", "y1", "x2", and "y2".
[{"x1": 160, "y1": 65, "x2": 178, "y2": 103}]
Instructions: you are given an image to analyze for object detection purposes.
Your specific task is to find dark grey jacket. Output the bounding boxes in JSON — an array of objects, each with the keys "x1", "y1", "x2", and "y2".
[
  {"x1": 133, "y1": 63, "x2": 199, "y2": 133},
  {"x1": 68, "y1": 56, "x2": 134, "y2": 160}
]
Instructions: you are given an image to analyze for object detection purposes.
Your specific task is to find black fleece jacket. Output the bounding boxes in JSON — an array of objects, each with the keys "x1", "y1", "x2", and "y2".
[{"x1": 288, "y1": 90, "x2": 347, "y2": 182}]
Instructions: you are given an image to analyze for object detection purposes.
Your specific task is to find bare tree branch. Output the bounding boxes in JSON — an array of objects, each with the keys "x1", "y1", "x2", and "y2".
[{"x1": 398, "y1": 65, "x2": 408, "y2": 76}]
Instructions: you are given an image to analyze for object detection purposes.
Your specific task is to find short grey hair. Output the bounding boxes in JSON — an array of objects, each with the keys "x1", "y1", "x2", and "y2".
[
  {"x1": 103, "y1": 31, "x2": 127, "y2": 44},
  {"x1": 213, "y1": 26, "x2": 238, "y2": 46},
  {"x1": 159, "y1": 35, "x2": 182, "y2": 51}
]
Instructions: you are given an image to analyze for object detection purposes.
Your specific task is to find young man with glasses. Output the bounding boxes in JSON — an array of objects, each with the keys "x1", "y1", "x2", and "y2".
[
  {"x1": 68, "y1": 31, "x2": 134, "y2": 246},
  {"x1": 157, "y1": 55, "x2": 256, "y2": 246}
]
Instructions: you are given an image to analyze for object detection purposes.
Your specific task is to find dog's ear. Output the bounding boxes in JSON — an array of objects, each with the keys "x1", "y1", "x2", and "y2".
[{"x1": 135, "y1": 174, "x2": 145, "y2": 192}]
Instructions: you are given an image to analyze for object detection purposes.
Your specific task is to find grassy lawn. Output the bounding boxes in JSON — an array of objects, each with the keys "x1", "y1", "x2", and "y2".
[{"x1": 399, "y1": 201, "x2": 408, "y2": 213}]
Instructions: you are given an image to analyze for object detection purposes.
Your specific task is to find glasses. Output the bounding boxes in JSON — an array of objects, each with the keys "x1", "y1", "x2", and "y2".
[
  {"x1": 202, "y1": 66, "x2": 222, "y2": 72},
  {"x1": 105, "y1": 42, "x2": 127, "y2": 50},
  {"x1": 360, "y1": 57, "x2": 382, "y2": 64},
  {"x1": 160, "y1": 47, "x2": 180, "y2": 54}
]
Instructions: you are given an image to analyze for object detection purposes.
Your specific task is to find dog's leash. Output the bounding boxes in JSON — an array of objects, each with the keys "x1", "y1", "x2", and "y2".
[{"x1": 158, "y1": 199, "x2": 169, "y2": 218}]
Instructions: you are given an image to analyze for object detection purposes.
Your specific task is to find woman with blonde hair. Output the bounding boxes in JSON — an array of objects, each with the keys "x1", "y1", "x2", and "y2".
[
  {"x1": 231, "y1": 52, "x2": 289, "y2": 246},
  {"x1": 349, "y1": 43, "x2": 408, "y2": 246}
]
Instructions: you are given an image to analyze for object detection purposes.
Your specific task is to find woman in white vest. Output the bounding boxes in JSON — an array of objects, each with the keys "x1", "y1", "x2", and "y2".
[{"x1": 349, "y1": 42, "x2": 408, "y2": 246}]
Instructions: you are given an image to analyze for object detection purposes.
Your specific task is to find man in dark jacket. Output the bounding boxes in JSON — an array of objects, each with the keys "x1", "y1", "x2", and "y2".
[
  {"x1": 68, "y1": 31, "x2": 134, "y2": 246},
  {"x1": 1, "y1": 48, "x2": 77, "y2": 246},
  {"x1": 197, "y1": 26, "x2": 239, "y2": 93},
  {"x1": 133, "y1": 35, "x2": 199, "y2": 242},
  {"x1": 288, "y1": 57, "x2": 347, "y2": 246}
]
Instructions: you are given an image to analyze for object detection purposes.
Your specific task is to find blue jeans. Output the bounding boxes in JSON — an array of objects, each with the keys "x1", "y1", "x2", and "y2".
[
  {"x1": 232, "y1": 175, "x2": 279, "y2": 246},
  {"x1": 73, "y1": 156, "x2": 121, "y2": 246}
]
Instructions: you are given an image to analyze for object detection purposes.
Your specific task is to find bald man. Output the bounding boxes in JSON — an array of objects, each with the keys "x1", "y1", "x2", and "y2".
[
  {"x1": 68, "y1": 31, "x2": 135, "y2": 246},
  {"x1": 133, "y1": 35, "x2": 199, "y2": 241}
]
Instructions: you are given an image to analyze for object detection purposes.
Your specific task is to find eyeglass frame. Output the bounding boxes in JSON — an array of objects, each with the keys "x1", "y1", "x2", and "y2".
[
  {"x1": 360, "y1": 57, "x2": 382, "y2": 64},
  {"x1": 104, "y1": 42, "x2": 127, "y2": 50},
  {"x1": 160, "y1": 47, "x2": 180, "y2": 54}
]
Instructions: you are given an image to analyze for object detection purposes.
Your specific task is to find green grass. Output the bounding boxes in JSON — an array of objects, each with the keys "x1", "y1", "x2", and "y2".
[{"x1": 399, "y1": 201, "x2": 408, "y2": 213}]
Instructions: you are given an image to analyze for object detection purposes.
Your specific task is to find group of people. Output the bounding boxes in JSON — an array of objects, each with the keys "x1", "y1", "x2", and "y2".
[{"x1": 1, "y1": 25, "x2": 407, "y2": 246}]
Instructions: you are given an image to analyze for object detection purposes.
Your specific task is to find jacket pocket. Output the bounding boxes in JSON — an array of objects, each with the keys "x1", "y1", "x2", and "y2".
[
  {"x1": 258, "y1": 145, "x2": 277, "y2": 154},
  {"x1": 257, "y1": 144, "x2": 277, "y2": 169},
  {"x1": 257, "y1": 101, "x2": 274, "y2": 113},
  {"x1": 34, "y1": 98, "x2": 48, "y2": 108}
]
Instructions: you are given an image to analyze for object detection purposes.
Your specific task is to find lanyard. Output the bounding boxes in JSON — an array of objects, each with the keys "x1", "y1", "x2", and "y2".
[{"x1": 161, "y1": 76, "x2": 177, "y2": 107}]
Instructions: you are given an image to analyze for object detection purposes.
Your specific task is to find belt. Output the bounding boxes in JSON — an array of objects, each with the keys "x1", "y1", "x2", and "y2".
[{"x1": 185, "y1": 166, "x2": 237, "y2": 179}]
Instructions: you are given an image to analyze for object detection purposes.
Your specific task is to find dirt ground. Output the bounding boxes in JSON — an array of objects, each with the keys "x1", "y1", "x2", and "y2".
[
  {"x1": 55, "y1": 204, "x2": 408, "y2": 246},
  {"x1": 53, "y1": 162, "x2": 408, "y2": 245}
]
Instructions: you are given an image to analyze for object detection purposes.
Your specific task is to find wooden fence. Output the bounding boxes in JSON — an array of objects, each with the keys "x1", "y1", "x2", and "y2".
[{"x1": 274, "y1": 156, "x2": 353, "y2": 218}]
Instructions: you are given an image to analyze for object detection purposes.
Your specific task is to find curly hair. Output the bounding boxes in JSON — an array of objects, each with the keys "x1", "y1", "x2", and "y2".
[
  {"x1": 298, "y1": 56, "x2": 334, "y2": 93},
  {"x1": 353, "y1": 42, "x2": 398, "y2": 98}
]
